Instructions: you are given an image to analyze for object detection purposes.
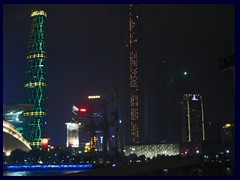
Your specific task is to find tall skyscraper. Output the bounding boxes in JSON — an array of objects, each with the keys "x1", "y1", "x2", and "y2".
[
  {"x1": 123, "y1": 4, "x2": 144, "y2": 145},
  {"x1": 24, "y1": 10, "x2": 47, "y2": 149},
  {"x1": 180, "y1": 94, "x2": 206, "y2": 143}
]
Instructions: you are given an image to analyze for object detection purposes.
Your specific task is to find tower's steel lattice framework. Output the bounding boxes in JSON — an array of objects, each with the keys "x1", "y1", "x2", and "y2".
[{"x1": 24, "y1": 10, "x2": 47, "y2": 149}]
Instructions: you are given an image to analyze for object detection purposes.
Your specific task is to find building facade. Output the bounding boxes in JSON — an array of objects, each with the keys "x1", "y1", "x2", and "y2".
[
  {"x1": 124, "y1": 143, "x2": 179, "y2": 158},
  {"x1": 24, "y1": 10, "x2": 47, "y2": 149},
  {"x1": 3, "y1": 104, "x2": 34, "y2": 139},
  {"x1": 181, "y1": 94, "x2": 205, "y2": 143},
  {"x1": 221, "y1": 123, "x2": 234, "y2": 142},
  {"x1": 123, "y1": 4, "x2": 144, "y2": 145},
  {"x1": 3, "y1": 120, "x2": 32, "y2": 156},
  {"x1": 65, "y1": 122, "x2": 81, "y2": 148}
]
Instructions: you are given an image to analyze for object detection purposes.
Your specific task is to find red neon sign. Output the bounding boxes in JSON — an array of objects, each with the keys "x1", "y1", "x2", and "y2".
[{"x1": 80, "y1": 108, "x2": 87, "y2": 112}]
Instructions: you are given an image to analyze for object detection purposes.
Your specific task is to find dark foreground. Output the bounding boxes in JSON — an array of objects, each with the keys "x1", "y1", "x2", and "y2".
[{"x1": 65, "y1": 158, "x2": 235, "y2": 176}]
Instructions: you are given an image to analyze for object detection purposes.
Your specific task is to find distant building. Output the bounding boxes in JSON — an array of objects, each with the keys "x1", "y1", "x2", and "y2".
[
  {"x1": 180, "y1": 94, "x2": 205, "y2": 143},
  {"x1": 24, "y1": 10, "x2": 48, "y2": 149},
  {"x1": 3, "y1": 104, "x2": 34, "y2": 139},
  {"x1": 71, "y1": 103, "x2": 106, "y2": 152},
  {"x1": 65, "y1": 122, "x2": 81, "y2": 148},
  {"x1": 122, "y1": 4, "x2": 145, "y2": 145},
  {"x1": 41, "y1": 138, "x2": 50, "y2": 151},
  {"x1": 221, "y1": 123, "x2": 234, "y2": 142},
  {"x1": 124, "y1": 143, "x2": 179, "y2": 158}
]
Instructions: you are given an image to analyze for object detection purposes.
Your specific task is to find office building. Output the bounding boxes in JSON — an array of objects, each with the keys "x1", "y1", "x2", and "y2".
[
  {"x1": 221, "y1": 123, "x2": 234, "y2": 142},
  {"x1": 122, "y1": 4, "x2": 144, "y2": 145},
  {"x1": 66, "y1": 122, "x2": 81, "y2": 148},
  {"x1": 180, "y1": 94, "x2": 205, "y2": 143},
  {"x1": 3, "y1": 104, "x2": 34, "y2": 138},
  {"x1": 24, "y1": 10, "x2": 47, "y2": 148}
]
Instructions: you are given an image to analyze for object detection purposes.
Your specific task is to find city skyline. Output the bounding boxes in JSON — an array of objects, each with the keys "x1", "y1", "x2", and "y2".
[{"x1": 3, "y1": 4, "x2": 235, "y2": 147}]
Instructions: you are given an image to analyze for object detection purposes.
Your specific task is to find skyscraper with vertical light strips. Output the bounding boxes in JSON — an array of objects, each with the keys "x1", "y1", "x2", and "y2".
[
  {"x1": 123, "y1": 4, "x2": 144, "y2": 145},
  {"x1": 24, "y1": 10, "x2": 47, "y2": 149},
  {"x1": 181, "y1": 94, "x2": 205, "y2": 143}
]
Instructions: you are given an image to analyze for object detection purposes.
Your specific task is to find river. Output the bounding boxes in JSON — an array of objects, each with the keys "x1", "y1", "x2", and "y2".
[{"x1": 3, "y1": 169, "x2": 88, "y2": 176}]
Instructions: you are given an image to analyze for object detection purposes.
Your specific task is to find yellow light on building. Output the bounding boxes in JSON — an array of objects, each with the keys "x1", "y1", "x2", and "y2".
[
  {"x1": 27, "y1": 53, "x2": 47, "y2": 59},
  {"x1": 24, "y1": 82, "x2": 47, "y2": 88},
  {"x1": 224, "y1": 123, "x2": 232, "y2": 128},
  {"x1": 88, "y1": 95, "x2": 101, "y2": 99},
  {"x1": 31, "y1": 10, "x2": 47, "y2": 17},
  {"x1": 24, "y1": 111, "x2": 47, "y2": 116}
]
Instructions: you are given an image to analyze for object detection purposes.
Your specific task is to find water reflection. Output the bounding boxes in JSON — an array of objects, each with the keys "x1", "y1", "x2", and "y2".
[{"x1": 3, "y1": 170, "x2": 85, "y2": 176}]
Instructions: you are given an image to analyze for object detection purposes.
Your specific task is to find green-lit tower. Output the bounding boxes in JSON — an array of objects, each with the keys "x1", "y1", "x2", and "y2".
[{"x1": 24, "y1": 10, "x2": 47, "y2": 149}]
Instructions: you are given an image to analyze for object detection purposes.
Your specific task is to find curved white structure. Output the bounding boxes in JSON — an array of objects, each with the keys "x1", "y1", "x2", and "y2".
[{"x1": 3, "y1": 120, "x2": 31, "y2": 156}]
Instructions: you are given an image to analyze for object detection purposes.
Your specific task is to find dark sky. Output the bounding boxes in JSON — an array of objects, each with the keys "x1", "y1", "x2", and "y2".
[{"x1": 3, "y1": 4, "x2": 235, "y2": 146}]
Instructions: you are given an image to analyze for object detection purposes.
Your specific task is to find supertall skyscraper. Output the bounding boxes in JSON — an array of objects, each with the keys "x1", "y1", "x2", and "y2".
[
  {"x1": 24, "y1": 10, "x2": 47, "y2": 149},
  {"x1": 123, "y1": 4, "x2": 144, "y2": 145},
  {"x1": 181, "y1": 94, "x2": 205, "y2": 143}
]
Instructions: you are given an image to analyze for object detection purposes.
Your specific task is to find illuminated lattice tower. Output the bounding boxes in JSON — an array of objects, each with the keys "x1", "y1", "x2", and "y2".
[{"x1": 24, "y1": 10, "x2": 47, "y2": 149}]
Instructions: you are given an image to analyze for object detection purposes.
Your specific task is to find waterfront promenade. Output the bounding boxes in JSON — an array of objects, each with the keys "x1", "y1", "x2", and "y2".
[{"x1": 66, "y1": 158, "x2": 203, "y2": 176}]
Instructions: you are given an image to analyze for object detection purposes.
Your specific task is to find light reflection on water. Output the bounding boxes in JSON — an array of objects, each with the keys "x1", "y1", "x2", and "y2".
[{"x1": 3, "y1": 170, "x2": 86, "y2": 176}]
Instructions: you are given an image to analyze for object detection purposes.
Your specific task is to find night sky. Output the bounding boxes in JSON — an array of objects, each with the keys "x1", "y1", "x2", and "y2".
[{"x1": 3, "y1": 4, "x2": 235, "y2": 146}]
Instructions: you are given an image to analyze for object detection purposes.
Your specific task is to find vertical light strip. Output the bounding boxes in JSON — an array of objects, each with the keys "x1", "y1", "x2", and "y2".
[
  {"x1": 200, "y1": 96, "x2": 205, "y2": 140},
  {"x1": 186, "y1": 95, "x2": 191, "y2": 142}
]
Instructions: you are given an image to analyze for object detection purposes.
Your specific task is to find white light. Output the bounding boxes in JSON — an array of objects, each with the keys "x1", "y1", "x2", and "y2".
[
  {"x1": 5, "y1": 151, "x2": 11, "y2": 156},
  {"x1": 88, "y1": 95, "x2": 101, "y2": 99},
  {"x1": 119, "y1": 120, "x2": 122, "y2": 123},
  {"x1": 72, "y1": 105, "x2": 79, "y2": 112},
  {"x1": 226, "y1": 150, "x2": 230, "y2": 153},
  {"x1": 192, "y1": 94, "x2": 198, "y2": 101},
  {"x1": 196, "y1": 150, "x2": 199, "y2": 154}
]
